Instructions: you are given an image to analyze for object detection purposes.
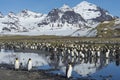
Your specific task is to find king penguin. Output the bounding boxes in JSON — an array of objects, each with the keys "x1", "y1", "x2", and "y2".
[
  {"x1": 14, "y1": 58, "x2": 20, "y2": 70},
  {"x1": 66, "y1": 62, "x2": 72, "y2": 79},
  {"x1": 27, "y1": 58, "x2": 32, "y2": 71}
]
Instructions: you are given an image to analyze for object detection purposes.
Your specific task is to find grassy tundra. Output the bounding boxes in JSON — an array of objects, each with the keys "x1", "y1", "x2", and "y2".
[{"x1": 0, "y1": 35, "x2": 120, "y2": 44}]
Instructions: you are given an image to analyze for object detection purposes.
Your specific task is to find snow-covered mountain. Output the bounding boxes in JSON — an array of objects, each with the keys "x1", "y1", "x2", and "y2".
[
  {"x1": 38, "y1": 4, "x2": 86, "y2": 30},
  {"x1": 0, "y1": 9, "x2": 46, "y2": 33},
  {"x1": 73, "y1": 1, "x2": 113, "y2": 22},
  {"x1": 0, "y1": 1, "x2": 118, "y2": 37}
]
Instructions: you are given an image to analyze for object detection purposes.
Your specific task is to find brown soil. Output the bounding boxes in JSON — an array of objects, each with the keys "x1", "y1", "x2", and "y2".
[{"x1": 0, "y1": 69, "x2": 66, "y2": 80}]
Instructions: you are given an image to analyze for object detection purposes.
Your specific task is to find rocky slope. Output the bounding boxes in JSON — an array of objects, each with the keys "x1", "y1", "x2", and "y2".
[{"x1": 96, "y1": 19, "x2": 120, "y2": 37}]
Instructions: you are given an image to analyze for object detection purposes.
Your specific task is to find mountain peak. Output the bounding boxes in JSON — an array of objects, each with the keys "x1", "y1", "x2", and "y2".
[
  {"x1": 73, "y1": 1, "x2": 112, "y2": 20},
  {"x1": 18, "y1": 9, "x2": 44, "y2": 18},
  {"x1": 0, "y1": 12, "x2": 4, "y2": 18},
  {"x1": 74, "y1": 1, "x2": 97, "y2": 11},
  {"x1": 77, "y1": 1, "x2": 96, "y2": 7},
  {"x1": 22, "y1": 9, "x2": 29, "y2": 12},
  {"x1": 61, "y1": 4, "x2": 70, "y2": 8},
  {"x1": 8, "y1": 12, "x2": 17, "y2": 18},
  {"x1": 60, "y1": 4, "x2": 73, "y2": 12},
  {"x1": 80, "y1": 1, "x2": 91, "y2": 5},
  {"x1": 21, "y1": 9, "x2": 35, "y2": 14},
  {"x1": 8, "y1": 12, "x2": 15, "y2": 15},
  {"x1": 20, "y1": 9, "x2": 33, "y2": 16}
]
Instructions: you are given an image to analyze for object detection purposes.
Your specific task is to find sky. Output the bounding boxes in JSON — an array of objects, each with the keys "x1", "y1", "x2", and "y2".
[{"x1": 0, "y1": 0, "x2": 120, "y2": 17}]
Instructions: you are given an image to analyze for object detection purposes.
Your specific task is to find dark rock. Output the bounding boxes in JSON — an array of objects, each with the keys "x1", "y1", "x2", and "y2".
[
  {"x1": 61, "y1": 11, "x2": 85, "y2": 24},
  {"x1": 92, "y1": 7, "x2": 113, "y2": 22},
  {"x1": 47, "y1": 8, "x2": 61, "y2": 22}
]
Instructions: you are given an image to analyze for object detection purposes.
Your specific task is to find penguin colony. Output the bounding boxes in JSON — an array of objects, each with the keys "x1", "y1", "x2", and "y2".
[
  {"x1": 2, "y1": 41, "x2": 120, "y2": 70},
  {"x1": 1, "y1": 40, "x2": 119, "y2": 78},
  {"x1": 1, "y1": 41, "x2": 119, "y2": 59}
]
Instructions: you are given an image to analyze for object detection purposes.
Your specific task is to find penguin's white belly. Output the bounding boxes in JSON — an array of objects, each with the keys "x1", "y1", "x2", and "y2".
[
  {"x1": 97, "y1": 51, "x2": 100, "y2": 57},
  {"x1": 67, "y1": 66, "x2": 72, "y2": 78},
  {"x1": 15, "y1": 61, "x2": 19, "y2": 69},
  {"x1": 28, "y1": 62, "x2": 32, "y2": 70},
  {"x1": 71, "y1": 52, "x2": 74, "y2": 57},
  {"x1": 106, "y1": 52, "x2": 109, "y2": 58}
]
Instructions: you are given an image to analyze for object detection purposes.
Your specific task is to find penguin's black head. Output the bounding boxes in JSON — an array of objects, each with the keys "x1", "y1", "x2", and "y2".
[
  {"x1": 68, "y1": 62, "x2": 72, "y2": 65},
  {"x1": 16, "y1": 58, "x2": 18, "y2": 60},
  {"x1": 29, "y1": 58, "x2": 31, "y2": 60}
]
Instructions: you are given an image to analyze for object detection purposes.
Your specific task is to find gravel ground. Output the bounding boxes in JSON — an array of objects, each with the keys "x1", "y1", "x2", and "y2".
[
  {"x1": 0, "y1": 68, "x2": 67, "y2": 80},
  {"x1": 0, "y1": 64, "x2": 67, "y2": 80}
]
